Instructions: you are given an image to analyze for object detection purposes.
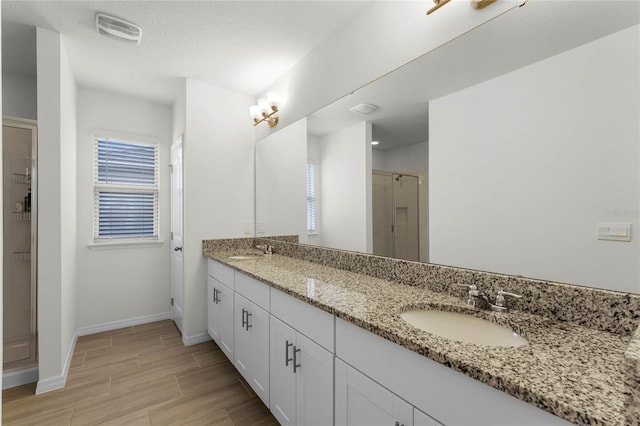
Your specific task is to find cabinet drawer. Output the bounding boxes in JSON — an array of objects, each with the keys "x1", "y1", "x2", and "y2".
[
  {"x1": 207, "y1": 259, "x2": 234, "y2": 288},
  {"x1": 271, "y1": 288, "x2": 334, "y2": 352},
  {"x1": 235, "y1": 272, "x2": 270, "y2": 310}
]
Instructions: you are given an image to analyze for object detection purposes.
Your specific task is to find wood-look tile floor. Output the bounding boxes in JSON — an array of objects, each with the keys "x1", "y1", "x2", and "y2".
[{"x1": 2, "y1": 320, "x2": 279, "y2": 426}]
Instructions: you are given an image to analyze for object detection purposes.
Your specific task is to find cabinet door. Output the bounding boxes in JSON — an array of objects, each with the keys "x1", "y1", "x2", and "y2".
[
  {"x1": 207, "y1": 276, "x2": 216, "y2": 341},
  {"x1": 414, "y1": 408, "x2": 441, "y2": 426},
  {"x1": 216, "y1": 282, "x2": 234, "y2": 361},
  {"x1": 234, "y1": 294, "x2": 270, "y2": 406},
  {"x1": 336, "y1": 359, "x2": 412, "y2": 426},
  {"x1": 270, "y1": 316, "x2": 297, "y2": 425},
  {"x1": 296, "y1": 332, "x2": 334, "y2": 426}
]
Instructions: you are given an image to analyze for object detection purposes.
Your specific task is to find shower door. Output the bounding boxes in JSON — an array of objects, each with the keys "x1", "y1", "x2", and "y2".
[
  {"x1": 3, "y1": 119, "x2": 38, "y2": 370},
  {"x1": 372, "y1": 171, "x2": 420, "y2": 261}
]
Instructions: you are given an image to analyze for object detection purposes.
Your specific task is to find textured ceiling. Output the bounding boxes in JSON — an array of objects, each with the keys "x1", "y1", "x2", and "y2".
[{"x1": 2, "y1": 0, "x2": 370, "y2": 104}]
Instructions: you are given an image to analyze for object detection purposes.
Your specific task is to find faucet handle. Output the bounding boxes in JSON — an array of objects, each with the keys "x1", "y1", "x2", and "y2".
[
  {"x1": 457, "y1": 284, "x2": 480, "y2": 306},
  {"x1": 495, "y1": 290, "x2": 522, "y2": 309}
]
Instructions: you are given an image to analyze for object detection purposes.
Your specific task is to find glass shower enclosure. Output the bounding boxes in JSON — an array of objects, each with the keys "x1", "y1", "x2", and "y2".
[{"x1": 3, "y1": 118, "x2": 38, "y2": 374}]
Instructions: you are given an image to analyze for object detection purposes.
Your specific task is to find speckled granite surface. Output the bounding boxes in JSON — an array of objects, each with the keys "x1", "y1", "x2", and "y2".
[
  {"x1": 624, "y1": 327, "x2": 640, "y2": 425},
  {"x1": 203, "y1": 238, "x2": 640, "y2": 425},
  {"x1": 255, "y1": 238, "x2": 640, "y2": 336}
]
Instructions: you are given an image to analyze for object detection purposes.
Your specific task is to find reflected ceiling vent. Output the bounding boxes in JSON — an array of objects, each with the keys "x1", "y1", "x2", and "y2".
[
  {"x1": 349, "y1": 103, "x2": 380, "y2": 115},
  {"x1": 95, "y1": 13, "x2": 142, "y2": 45}
]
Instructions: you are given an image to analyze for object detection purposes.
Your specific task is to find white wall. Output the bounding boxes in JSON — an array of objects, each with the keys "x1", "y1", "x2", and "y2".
[
  {"x1": 2, "y1": 72, "x2": 37, "y2": 120},
  {"x1": 59, "y1": 39, "x2": 77, "y2": 379},
  {"x1": 319, "y1": 122, "x2": 372, "y2": 253},
  {"x1": 255, "y1": 118, "x2": 307, "y2": 241},
  {"x1": 373, "y1": 142, "x2": 428, "y2": 174},
  {"x1": 35, "y1": 27, "x2": 77, "y2": 392},
  {"x1": 75, "y1": 88, "x2": 172, "y2": 330},
  {"x1": 257, "y1": 0, "x2": 520, "y2": 139},
  {"x1": 183, "y1": 79, "x2": 254, "y2": 341},
  {"x1": 429, "y1": 25, "x2": 640, "y2": 293}
]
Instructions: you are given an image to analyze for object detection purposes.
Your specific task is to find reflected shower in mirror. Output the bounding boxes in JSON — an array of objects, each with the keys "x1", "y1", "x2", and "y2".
[{"x1": 255, "y1": 0, "x2": 640, "y2": 294}]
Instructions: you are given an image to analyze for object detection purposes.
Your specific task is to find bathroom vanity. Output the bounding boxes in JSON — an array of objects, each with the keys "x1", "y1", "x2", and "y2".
[{"x1": 203, "y1": 238, "x2": 640, "y2": 425}]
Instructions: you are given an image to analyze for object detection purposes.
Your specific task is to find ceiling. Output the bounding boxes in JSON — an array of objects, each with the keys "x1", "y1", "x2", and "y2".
[
  {"x1": 307, "y1": 0, "x2": 640, "y2": 151},
  {"x1": 1, "y1": 0, "x2": 370, "y2": 105}
]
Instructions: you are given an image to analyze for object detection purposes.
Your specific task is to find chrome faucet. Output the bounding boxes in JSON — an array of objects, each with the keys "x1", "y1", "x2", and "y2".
[
  {"x1": 457, "y1": 284, "x2": 522, "y2": 312},
  {"x1": 255, "y1": 244, "x2": 273, "y2": 254},
  {"x1": 492, "y1": 290, "x2": 523, "y2": 312}
]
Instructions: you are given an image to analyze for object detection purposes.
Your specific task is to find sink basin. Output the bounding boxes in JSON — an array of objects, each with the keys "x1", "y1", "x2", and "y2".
[
  {"x1": 400, "y1": 309, "x2": 528, "y2": 347},
  {"x1": 228, "y1": 255, "x2": 263, "y2": 260}
]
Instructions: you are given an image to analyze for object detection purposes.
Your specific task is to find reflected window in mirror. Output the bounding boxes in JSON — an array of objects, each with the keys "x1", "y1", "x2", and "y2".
[{"x1": 306, "y1": 163, "x2": 317, "y2": 234}]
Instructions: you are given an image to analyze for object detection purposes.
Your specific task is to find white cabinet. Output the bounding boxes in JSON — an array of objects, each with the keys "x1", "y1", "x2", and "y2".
[
  {"x1": 270, "y1": 316, "x2": 333, "y2": 426},
  {"x1": 207, "y1": 275, "x2": 234, "y2": 361},
  {"x1": 234, "y1": 293, "x2": 270, "y2": 406},
  {"x1": 335, "y1": 358, "x2": 413, "y2": 426},
  {"x1": 414, "y1": 408, "x2": 441, "y2": 426}
]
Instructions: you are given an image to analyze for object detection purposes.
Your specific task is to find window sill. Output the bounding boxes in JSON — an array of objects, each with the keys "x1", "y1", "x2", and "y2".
[{"x1": 88, "y1": 239, "x2": 164, "y2": 250}]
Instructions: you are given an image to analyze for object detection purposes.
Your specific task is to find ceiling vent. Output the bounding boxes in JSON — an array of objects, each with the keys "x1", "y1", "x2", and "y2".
[
  {"x1": 349, "y1": 103, "x2": 380, "y2": 115},
  {"x1": 95, "y1": 13, "x2": 142, "y2": 45}
]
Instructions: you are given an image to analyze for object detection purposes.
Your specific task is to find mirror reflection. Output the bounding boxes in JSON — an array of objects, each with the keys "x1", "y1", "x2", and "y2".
[{"x1": 256, "y1": 1, "x2": 640, "y2": 294}]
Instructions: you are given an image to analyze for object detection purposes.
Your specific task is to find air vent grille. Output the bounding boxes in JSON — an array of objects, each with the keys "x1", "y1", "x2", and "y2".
[{"x1": 95, "y1": 13, "x2": 142, "y2": 45}]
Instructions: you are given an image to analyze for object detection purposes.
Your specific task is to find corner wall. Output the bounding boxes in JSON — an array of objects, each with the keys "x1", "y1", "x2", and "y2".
[
  {"x1": 35, "y1": 27, "x2": 78, "y2": 393},
  {"x1": 2, "y1": 72, "x2": 37, "y2": 120},
  {"x1": 319, "y1": 122, "x2": 372, "y2": 253},
  {"x1": 182, "y1": 79, "x2": 254, "y2": 342}
]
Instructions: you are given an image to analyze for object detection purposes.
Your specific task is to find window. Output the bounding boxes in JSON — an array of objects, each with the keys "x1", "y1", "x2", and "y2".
[
  {"x1": 93, "y1": 138, "x2": 159, "y2": 241},
  {"x1": 306, "y1": 163, "x2": 316, "y2": 233}
]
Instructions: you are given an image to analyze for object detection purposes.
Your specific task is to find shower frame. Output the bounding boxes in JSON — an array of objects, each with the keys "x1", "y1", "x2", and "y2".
[{"x1": 3, "y1": 116, "x2": 38, "y2": 373}]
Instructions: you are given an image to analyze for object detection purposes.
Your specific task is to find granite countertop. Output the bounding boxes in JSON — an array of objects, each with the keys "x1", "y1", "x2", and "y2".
[{"x1": 205, "y1": 249, "x2": 634, "y2": 425}]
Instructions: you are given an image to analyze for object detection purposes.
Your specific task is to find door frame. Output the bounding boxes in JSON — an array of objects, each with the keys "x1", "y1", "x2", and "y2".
[{"x1": 170, "y1": 135, "x2": 184, "y2": 333}]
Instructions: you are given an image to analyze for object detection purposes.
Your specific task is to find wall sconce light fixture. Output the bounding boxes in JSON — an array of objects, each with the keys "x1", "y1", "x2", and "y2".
[
  {"x1": 427, "y1": 0, "x2": 451, "y2": 15},
  {"x1": 250, "y1": 93, "x2": 280, "y2": 128},
  {"x1": 427, "y1": 0, "x2": 498, "y2": 15}
]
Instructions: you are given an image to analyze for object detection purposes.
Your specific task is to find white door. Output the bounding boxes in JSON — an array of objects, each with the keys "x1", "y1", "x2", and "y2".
[{"x1": 170, "y1": 136, "x2": 184, "y2": 333}]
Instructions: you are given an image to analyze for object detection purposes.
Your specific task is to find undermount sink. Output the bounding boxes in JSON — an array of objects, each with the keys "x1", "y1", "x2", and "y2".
[
  {"x1": 228, "y1": 255, "x2": 263, "y2": 260},
  {"x1": 400, "y1": 309, "x2": 528, "y2": 347}
]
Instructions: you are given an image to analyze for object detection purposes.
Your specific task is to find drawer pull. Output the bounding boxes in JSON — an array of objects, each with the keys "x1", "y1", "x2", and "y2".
[{"x1": 293, "y1": 346, "x2": 301, "y2": 373}]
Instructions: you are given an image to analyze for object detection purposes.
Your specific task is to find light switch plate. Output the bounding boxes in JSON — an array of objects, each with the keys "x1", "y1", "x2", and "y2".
[{"x1": 597, "y1": 223, "x2": 631, "y2": 242}]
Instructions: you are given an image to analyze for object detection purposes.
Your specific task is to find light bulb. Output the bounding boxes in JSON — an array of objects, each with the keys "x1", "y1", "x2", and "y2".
[
  {"x1": 267, "y1": 92, "x2": 280, "y2": 107},
  {"x1": 249, "y1": 105, "x2": 261, "y2": 120},
  {"x1": 257, "y1": 98, "x2": 271, "y2": 114}
]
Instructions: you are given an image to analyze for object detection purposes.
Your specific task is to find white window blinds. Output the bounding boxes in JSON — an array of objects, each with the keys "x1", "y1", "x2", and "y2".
[
  {"x1": 93, "y1": 138, "x2": 159, "y2": 240},
  {"x1": 307, "y1": 163, "x2": 316, "y2": 233}
]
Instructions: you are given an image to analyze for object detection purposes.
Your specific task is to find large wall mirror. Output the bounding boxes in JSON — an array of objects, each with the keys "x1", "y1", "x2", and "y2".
[{"x1": 256, "y1": 1, "x2": 640, "y2": 294}]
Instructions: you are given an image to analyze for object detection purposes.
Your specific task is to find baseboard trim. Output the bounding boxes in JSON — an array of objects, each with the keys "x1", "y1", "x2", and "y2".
[
  {"x1": 76, "y1": 312, "x2": 172, "y2": 336},
  {"x1": 3, "y1": 367, "x2": 39, "y2": 390},
  {"x1": 36, "y1": 333, "x2": 77, "y2": 395},
  {"x1": 182, "y1": 332, "x2": 211, "y2": 346}
]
